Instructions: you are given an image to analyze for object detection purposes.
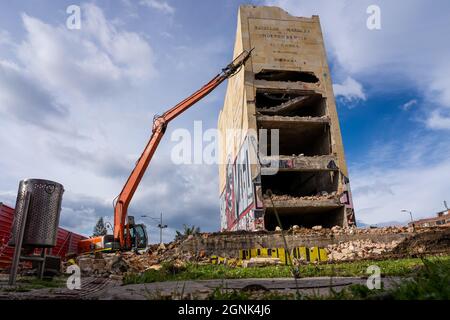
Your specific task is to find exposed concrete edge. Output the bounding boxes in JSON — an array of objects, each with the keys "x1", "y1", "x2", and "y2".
[
  {"x1": 253, "y1": 79, "x2": 326, "y2": 95},
  {"x1": 257, "y1": 115, "x2": 330, "y2": 124},
  {"x1": 261, "y1": 155, "x2": 339, "y2": 171},
  {"x1": 263, "y1": 197, "x2": 342, "y2": 209},
  {"x1": 179, "y1": 232, "x2": 414, "y2": 257}
]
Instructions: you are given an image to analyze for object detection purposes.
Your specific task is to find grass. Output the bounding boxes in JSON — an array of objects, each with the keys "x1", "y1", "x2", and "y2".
[
  {"x1": 1, "y1": 276, "x2": 67, "y2": 292},
  {"x1": 123, "y1": 255, "x2": 450, "y2": 285},
  {"x1": 388, "y1": 258, "x2": 450, "y2": 300},
  {"x1": 205, "y1": 258, "x2": 450, "y2": 300}
]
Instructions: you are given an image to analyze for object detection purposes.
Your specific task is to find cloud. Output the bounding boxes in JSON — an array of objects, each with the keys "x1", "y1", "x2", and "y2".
[
  {"x1": 0, "y1": 4, "x2": 164, "y2": 238},
  {"x1": 400, "y1": 99, "x2": 418, "y2": 111},
  {"x1": 333, "y1": 76, "x2": 366, "y2": 103},
  {"x1": 139, "y1": 0, "x2": 175, "y2": 14},
  {"x1": 60, "y1": 193, "x2": 113, "y2": 234},
  {"x1": 426, "y1": 110, "x2": 450, "y2": 130},
  {"x1": 0, "y1": 30, "x2": 11, "y2": 46},
  {"x1": 350, "y1": 133, "x2": 450, "y2": 224},
  {"x1": 17, "y1": 4, "x2": 155, "y2": 108},
  {"x1": 0, "y1": 60, "x2": 68, "y2": 129},
  {"x1": 47, "y1": 142, "x2": 132, "y2": 179},
  {"x1": 266, "y1": 0, "x2": 450, "y2": 129}
]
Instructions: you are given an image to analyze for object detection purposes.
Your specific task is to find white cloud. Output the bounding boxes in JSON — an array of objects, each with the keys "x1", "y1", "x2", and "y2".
[
  {"x1": 400, "y1": 99, "x2": 418, "y2": 111},
  {"x1": 0, "y1": 60, "x2": 68, "y2": 129},
  {"x1": 428, "y1": 62, "x2": 450, "y2": 107},
  {"x1": 426, "y1": 110, "x2": 450, "y2": 130},
  {"x1": 333, "y1": 76, "x2": 366, "y2": 103},
  {"x1": 0, "y1": 3, "x2": 225, "y2": 240},
  {"x1": 0, "y1": 4, "x2": 164, "y2": 236},
  {"x1": 350, "y1": 135, "x2": 450, "y2": 224},
  {"x1": 139, "y1": 0, "x2": 175, "y2": 14},
  {"x1": 0, "y1": 30, "x2": 11, "y2": 46},
  {"x1": 17, "y1": 4, "x2": 155, "y2": 108},
  {"x1": 266, "y1": 0, "x2": 450, "y2": 128}
]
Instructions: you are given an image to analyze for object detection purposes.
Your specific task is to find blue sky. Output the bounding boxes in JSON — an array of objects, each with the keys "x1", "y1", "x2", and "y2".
[{"x1": 0, "y1": 0, "x2": 449, "y2": 243}]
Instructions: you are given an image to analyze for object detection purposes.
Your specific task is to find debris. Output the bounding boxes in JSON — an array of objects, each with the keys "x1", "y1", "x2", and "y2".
[
  {"x1": 266, "y1": 193, "x2": 337, "y2": 201},
  {"x1": 109, "y1": 274, "x2": 123, "y2": 281},
  {"x1": 146, "y1": 265, "x2": 162, "y2": 271},
  {"x1": 242, "y1": 257, "x2": 282, "y2": 268},
  {"x1": 392, "y1": 228, "x2": 450, "y2": 255},
  {"x1": 67, "y1": 226, "x2": 448, "y2": 278},
  {"x1": 327, "y1": 239, "x2": 402, "y2": 261},
  {"x1": 331, "y1": 226, "x2": 341, "y2": 233}
]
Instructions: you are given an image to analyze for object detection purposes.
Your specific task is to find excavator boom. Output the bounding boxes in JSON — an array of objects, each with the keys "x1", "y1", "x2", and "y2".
[{"x1": 113, "y1": 50, "x2": 252, "y2": 248}]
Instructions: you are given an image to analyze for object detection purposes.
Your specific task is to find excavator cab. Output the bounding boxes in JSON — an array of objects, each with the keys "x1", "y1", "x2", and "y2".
[
  {"x1": 121, "y1": 216, "x2": 148, "y2": 251},
  {"x1": 127, "y1": 223, "x2": 148, "y2": 250}
]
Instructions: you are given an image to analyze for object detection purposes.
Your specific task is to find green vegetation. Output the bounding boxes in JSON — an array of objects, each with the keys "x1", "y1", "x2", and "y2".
[
  {"x1": 123, "y1": 255, "x2": 450, "y2": 285},
  {"x1": 93, "y1": 217, "x2": 107, "y2": 237},
  {"x1": 205, "y1": 258, "x2": 450, "y2": 300},
  {"x1": 174, "y1": 224, "x2": 201, "y2": 241},
  {"x1": 388, "y1": 258, "x2": 450, "y2": 300},
  {"x1": 1, "y1": 276, "x2": 67, "y2": 293}
]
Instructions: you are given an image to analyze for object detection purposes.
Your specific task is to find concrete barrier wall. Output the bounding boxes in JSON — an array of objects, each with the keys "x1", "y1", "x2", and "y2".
[{"x1": 179, "y1": 231, "x2": 411, "y2": 258}]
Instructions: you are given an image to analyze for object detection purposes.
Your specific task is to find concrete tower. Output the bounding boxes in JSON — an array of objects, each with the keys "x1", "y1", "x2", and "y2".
[{"x1": 218, "y1": 5, "x2": 356, "y2": 231}]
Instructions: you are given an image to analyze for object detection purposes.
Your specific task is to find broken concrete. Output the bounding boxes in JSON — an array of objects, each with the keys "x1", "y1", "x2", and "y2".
[
  {"x1": 63, "y1": 227, "x2": 450, "y2": 280},
  {"x1": 242, "y1": 257, "x2": 282, "y2": 268},
  {"x1": 261, "y1": 155, "x2": 339, "y2": 172},
  {"x1": 180, "y1": 227, "x2": 450, "y2": 261}
]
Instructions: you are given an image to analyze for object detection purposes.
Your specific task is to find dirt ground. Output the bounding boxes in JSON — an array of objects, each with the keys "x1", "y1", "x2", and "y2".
[{"x1": 393, "y1": 228, "x2": 450, "y2": 255}]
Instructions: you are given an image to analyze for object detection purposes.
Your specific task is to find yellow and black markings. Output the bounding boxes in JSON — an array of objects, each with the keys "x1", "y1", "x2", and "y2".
[{"x1": 211, "y1": 246, "x2": 328, "y2": 265}]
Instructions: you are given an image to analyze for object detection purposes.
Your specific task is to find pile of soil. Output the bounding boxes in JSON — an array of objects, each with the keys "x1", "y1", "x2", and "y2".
[{"x1": 392, "y1": 227, "x2": 450, "y2": 256}]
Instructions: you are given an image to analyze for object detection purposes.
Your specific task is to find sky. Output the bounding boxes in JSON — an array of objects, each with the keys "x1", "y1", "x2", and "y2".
[{"x1": 0, "y1": 0, "x2": 449, "y2": 243}]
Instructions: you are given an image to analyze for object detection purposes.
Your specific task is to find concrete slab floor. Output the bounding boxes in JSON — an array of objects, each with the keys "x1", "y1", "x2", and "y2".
[{"x1": 0, "y1": 275, "x2": 402, "y2": 300}]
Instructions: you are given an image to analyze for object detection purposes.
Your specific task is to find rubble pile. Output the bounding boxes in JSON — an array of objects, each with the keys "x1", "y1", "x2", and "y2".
[
  {"x1": 242, "y1": 257, "x2": 282, "y2": 268},
  {"x1": 72, "y1": 240, "x2": 209, "y2": 278},
  {"x1": 289, "y1": 225, "x2": 417, "y2": 236},
  {"x1": 67, "y1": 226, "x2": 449, "y2": 279},
  {"x1": 326, "y1": 239, "x2": 402, "y2": 261},
  {"x1": 266, "y1": 193, "x2": 337, "y2": 201}
]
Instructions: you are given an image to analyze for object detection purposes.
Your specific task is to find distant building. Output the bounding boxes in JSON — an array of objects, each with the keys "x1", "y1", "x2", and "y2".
[{"x1": 409, "y1": 209, "x2": 450, "y2": 227}]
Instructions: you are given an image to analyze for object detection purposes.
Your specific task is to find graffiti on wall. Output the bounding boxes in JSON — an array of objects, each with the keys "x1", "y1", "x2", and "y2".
[
  {"x1": 339, "y1": 173, "x2": 356, "y2": 226},
  {"x1": 220, "y1": 136, "x2": 256, "y2": 231}
]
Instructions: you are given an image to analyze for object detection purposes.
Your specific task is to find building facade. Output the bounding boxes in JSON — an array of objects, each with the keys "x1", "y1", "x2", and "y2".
[{"x1": 218, "y1": 6, "x2": 356, "y2": 231}]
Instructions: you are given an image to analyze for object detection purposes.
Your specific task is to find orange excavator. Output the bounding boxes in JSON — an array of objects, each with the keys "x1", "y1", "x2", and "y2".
[{"x1": 79, "y1": 50, "x2": 253, "y2": 253}]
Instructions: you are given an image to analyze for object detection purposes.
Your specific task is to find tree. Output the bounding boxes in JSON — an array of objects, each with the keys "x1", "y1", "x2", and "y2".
[
  {"x1": 93, "y1": 217, "x2": 107, "y2": 236},
  {"x1": 175, "y1": 224, "x2": 200, "y2": 241}
]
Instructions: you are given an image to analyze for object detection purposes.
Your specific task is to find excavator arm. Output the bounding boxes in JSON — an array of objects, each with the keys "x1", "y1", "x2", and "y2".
[{"x1": 113, "y1": 50, "x2": 253, "y2": 248}]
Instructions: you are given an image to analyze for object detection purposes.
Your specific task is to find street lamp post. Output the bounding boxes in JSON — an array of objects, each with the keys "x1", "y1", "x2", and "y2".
[
  {"x1": 401, "y1": 209, "x2": 415, "y2": 231},
  {"x1": 157, "y1": 212, "x2": 168, "y2": 245},
  {"x1": 141, "y1": 213, "x2": 168, "y2": 244}
]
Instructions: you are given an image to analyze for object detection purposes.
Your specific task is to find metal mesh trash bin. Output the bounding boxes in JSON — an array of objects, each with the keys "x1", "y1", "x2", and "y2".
[{"x1": 9, "y1": 179, "x2": 64, "y2": 248}]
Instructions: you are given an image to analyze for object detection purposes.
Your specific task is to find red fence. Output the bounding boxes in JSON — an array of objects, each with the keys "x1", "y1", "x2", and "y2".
[{"x1": 0, "y1": 202, "x2": 86, "y2": 269}]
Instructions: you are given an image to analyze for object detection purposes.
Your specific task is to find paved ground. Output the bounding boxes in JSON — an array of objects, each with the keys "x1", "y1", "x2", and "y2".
[{"x1": 0, "y1": 276, "x2": 401, "y2": 300}]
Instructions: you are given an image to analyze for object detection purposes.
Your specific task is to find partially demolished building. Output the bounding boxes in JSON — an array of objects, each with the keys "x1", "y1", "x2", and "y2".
[{"x1": 218, "y1": 6, "x2": 356, "y2": 231}]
